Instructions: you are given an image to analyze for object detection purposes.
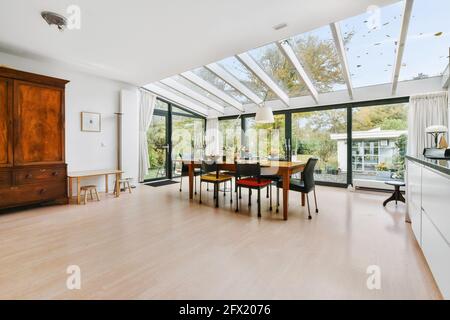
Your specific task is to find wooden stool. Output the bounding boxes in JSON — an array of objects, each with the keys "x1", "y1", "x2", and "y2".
[
  {"x1": 383, "y1": 181, "x2": 405, "y2": 207},
  {"x1": 80, "y1": 185, "x2": 100, "y2": 204},
  {"x1": 114, "y1": 178, "x2": 132, "y2": 195}
]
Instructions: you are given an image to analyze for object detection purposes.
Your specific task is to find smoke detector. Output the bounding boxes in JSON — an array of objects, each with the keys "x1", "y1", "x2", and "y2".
[{"x1": 41, "y1": 11, "x2": 67, "y2": 31}]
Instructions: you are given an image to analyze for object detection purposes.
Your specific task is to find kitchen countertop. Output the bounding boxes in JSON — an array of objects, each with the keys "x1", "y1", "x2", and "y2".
[{"x1": 406, "y1": 155, "x2": 450, "y2": 176}]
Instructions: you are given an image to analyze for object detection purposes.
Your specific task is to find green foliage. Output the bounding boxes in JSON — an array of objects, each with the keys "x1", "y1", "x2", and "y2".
[{"x1": 376, "y1": 162, "x2": 389, "y2": 172}]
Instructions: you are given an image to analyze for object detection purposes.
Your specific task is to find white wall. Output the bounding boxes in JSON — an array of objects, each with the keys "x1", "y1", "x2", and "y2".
[
  {"x1": 120, "y1": 89, "x2": 140, "y2": 184},
  {"x1": 0, "y1": 51, "x2": 138, "y2": 193}
]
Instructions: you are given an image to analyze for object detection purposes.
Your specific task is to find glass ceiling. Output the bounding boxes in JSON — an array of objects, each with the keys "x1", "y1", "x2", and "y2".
[
  {"x1": 290, "y1": 25, "x2": 347, "y2": 92},
  {"x1": 249, "y1": 43, "x2": 309, "y2": 98},
  {"x1": 192, "y1": 67, "x2": 251, "y2": 104},
  {"x1": 339, "y1": 1, "x2": 403, "y2": 88},
  {"x1": 218, "y1": 56, "x2": 273, "y2": 100},
  {"x1": 170, "y1": 75, "x2": 232, "y2": 108},
  {"x1": 150, "y1": 0, "x2": 449, "y2": 114},
  {"x1": 399, "y1": 0, "x2": 450, "y2": 81},
  {"x1": 155, "y1": 82, "x2": 210, "y2": 110}
]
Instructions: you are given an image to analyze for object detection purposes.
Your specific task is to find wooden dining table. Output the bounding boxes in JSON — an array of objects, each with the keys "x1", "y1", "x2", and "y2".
[{"x1": 182, "y1": 160, "x2": 306, "y2": 220}]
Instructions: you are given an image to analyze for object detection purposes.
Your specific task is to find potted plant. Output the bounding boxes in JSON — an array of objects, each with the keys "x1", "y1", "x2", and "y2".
[{"x1": 376, "y1": 162, "x2": 391, "y2": 179}]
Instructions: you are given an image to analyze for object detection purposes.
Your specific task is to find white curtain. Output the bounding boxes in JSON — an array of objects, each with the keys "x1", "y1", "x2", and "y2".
[
  {"x1": 138, "y1": 89, "x2": 157, "y2": 182},
  {"x1": 408, "y1": 91, "x2": 448, "y2": 157},
  {"x1": 205, "y1": 118, "x2": 220, "y2": 156}
]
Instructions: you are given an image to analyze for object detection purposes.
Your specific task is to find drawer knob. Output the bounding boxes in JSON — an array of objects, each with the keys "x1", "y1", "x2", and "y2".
[
  {"x1": 40, "y1": 189, "x2": 47, "y2": 194},
  {"x1": 52, "y1": 172, "x2": 59, "y2": 176},
  {"x1": 26, "y1": 174, "x2": 33, "y2": 179}
]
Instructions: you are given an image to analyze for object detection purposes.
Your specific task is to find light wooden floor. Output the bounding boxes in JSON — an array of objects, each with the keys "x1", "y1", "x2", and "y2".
[{"x1": 0, "y1": 182, "x2": 442, "y2": 300}]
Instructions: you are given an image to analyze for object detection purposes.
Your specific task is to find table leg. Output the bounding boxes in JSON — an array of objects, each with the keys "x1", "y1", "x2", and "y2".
[
  {"x1": 115, "y1": 173, "x2": 120, "y2": 198},
  {"x1": 282, "y1": 170, "x2": 290, "y2": 221},
  {"x1": 105, "y1": 175, "x2": 109, "y2": 194},
  {"x1": 77, "y1": 177, "x2": 81, "y2": 205},
  {"x1": 68, "y1": 177, "x2": 73, "y2": 204},
  {"x1": 188, "y1": 164, "x2": 194, "y2": 199}
]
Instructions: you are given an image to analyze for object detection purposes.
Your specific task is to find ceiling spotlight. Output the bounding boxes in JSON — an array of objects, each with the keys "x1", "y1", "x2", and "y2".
[
  {"x1": 273, "y1": 23, "x2": 288, "y2": 31},
  {"x1": 41, "y1": 11, "x2": 67, "y2": 31}
]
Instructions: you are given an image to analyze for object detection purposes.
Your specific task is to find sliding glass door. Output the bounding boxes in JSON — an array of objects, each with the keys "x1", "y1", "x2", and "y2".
[
  {"x1": 145, "y1": 99, "x2": 206, "y2": 182},
  {"x1": 172, "y1": 106, "x2": 205, "y2": 177},
  {"x1": 352, "y1": 102, "x2": 408, "y2": 185},
  {"x1": 146, "y1": 101, "x2": 170, "y2": 180},
  {"x1": 292, "y1": 109, "x2": 348, "y2": 184}
]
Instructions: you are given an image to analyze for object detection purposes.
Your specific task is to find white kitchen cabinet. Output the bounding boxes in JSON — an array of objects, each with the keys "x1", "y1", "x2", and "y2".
[
  {"x1": 422, "y1": 210, "x2": 450, "y2": 299},
  {"x1": 407, "y1": 160, "x2": 422, "y2": 243},
  {"x1": 421, "y1": 168, "x2": 450, "y2": 244}
]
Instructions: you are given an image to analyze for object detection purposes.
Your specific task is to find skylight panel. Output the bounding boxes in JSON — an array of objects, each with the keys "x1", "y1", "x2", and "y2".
[
  {"x1": 339, "y1": 1, "x2": 403, "y2": 88},
  {"x1": 399, "y1": 0, "x2": 450, "y2": 81},
  {"x1": 290, "y1": 25, "x2": 347, "y2": 93},
  {"x1": 171, "y1": 75, "x2": 231, "y2": 108},
  {"x1": 248, "y1": 43, "x2": 309, "y2": 98},
  {"x1": 192, "y1": 67, "x2": 251, "y2": 104},
  {"x1": 217, "y1": 57, "x2": 273, "y2": 100}
]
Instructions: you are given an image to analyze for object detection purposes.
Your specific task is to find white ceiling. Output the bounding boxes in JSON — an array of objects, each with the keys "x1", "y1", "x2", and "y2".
[{"x1": 0, "y1": 0, "x2": 396, "y2": 86}]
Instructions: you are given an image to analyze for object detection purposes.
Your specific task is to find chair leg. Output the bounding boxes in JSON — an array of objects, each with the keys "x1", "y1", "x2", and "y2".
[
  {"x1": 127, "y1": 182, "x2": 132, "y2": 193},
  {"x1": 95, "y1": 188, "x2": 100, "y2": 201},
  {"x1": 230, "y1": 180, "x2": 233, "y2": 204},
  {"x1": 90, "y1": 189, "x2": 94, "y2": 200},
  {"x1": 248, "y1": 188, "x2": 251, "y2": 207},
  {"x1": 235, "y1": 183, "x2": 239, "y2": 212},
  {"x1": 199, "y1": 181, "x2": 202, "y2": 204},
  {"x1": 239, "y1": 186, "x2": 242, "y2": 199},
  {"x1": 269, "y1": 185, "x2": 273, "y2": 211},
  {"x1": 306, "y1": 193, "x2": 312, "y2": 220},
  {"x1": 257, "y1": 188, "x2": 261, "y2": 218},
  {"x1": 313, "y1": 188, "x2": 318, "y2": 213},
  {"x1": 215, "y1": 183, "x2": 219, "y2": 208},
  {"x1": 194, "y1": 176, "x2": 197, "y2": 195},
  {"x1": 276, "y1": 187, "x2": 279, "y2": 213},
  {"x1": 266, "y1": 186, "x2": 269, "y2": 198},
  {"x1": 180, "y1": 176, "x2": 183, "y2": 192},
  {"x1": 83, "y1": 190, "x2": 88, "y2": 205}
]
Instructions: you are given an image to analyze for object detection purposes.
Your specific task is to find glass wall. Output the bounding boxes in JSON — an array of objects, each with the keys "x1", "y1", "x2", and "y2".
[
  {"x1": 292, "y1": 109, "x2": 348, "y2": 184},
  {"x1": 145, "y1": 99, "x2": 205, "y2": 181},
  {"x1": 218, "y1": 118, "x2": 241, "y2": 161},
  {"x1": 146, "y1": 100, "x2": 170, "y2": 180},
  {"x1": 352, "y1": 103, "x2": 408, "y2": 182},
  {"x1": 243, "y1": 114, "x2": 286, "y2": 160},
  {"x1": 172, "y1": 106, "x2": 205, "y2": 177}
]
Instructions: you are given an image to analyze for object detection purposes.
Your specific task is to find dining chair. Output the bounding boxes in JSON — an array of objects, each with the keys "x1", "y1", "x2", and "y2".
[
  {"x1": 276, "y1": 158, "x2": 319, "y2": 219},
  {"x1": 199, "y1": 161, "x2": 233, "y2": 208},
  {"x1": 235, "y1": 163, "x2": 272, "y2": 218},
  {"x1": 179, "y1": 161, "x2": 201, "y2": 194}
]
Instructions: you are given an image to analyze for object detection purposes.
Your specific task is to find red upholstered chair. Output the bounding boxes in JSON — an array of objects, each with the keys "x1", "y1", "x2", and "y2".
[{"x1": 235, "y1": 163, "x2": 272, "y2": 218}]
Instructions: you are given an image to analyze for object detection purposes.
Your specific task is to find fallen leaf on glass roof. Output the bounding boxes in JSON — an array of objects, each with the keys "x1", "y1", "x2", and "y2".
[
  {"x1": 434, "y1": 32, "x2": 443, "y2": 37},
  {"x1": 356, "y1": 65, "x2": 362, "y2": 68}
]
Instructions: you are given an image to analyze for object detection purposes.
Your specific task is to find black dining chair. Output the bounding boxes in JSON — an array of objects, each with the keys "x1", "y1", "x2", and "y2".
[
  {"x1": 276, "y1": 158, "x2": 319, "y2": 220},
  {"x1": 179, "y1": 161, "x2": 201, "y2": 194}
]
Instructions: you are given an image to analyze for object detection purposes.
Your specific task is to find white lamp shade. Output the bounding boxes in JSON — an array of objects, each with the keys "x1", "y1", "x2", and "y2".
[
  {"x1": 426, "y1": 125, "x2": 448, "y2": 133},
  {"x1": 255, "y1": 105, "x2": 274, "y2": 123}
]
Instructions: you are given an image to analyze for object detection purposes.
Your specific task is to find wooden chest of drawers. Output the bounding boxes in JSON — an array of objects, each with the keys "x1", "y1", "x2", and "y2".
[{"x1": 0, "y1": 67, "x2": 69, "y2": 210}]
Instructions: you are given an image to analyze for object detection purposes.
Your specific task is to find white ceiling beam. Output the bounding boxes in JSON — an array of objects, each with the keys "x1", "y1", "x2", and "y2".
[
  {"x1": 205, "y1": 63, "x2": 263, "y2": 105},
  {"x1": 180, "y1": 71, "x2": 244, "y2": 112},
  {"x1": 236, "y1": 52, "x2": 290, "y2": 107},
  {"x1": 330, "y1": 22, "x2": 354, "y2": 100},
  {"x1": 391, "y1": 0, "x2": 414, "y2": 95},
  {"x1": 143, "y1": 83, "x2": 209, "y2": 117},
  {"x1": 160, "y1": 78, "x2": 224, "y2": 114},
  {"x1": 277, "y1": 41, "x2": 319, "y2": 104}
]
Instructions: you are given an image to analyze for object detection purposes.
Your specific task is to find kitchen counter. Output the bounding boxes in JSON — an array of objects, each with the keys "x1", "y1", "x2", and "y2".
[{"x1": 405, "y1": 155, "x2": 450, "y2": 176}]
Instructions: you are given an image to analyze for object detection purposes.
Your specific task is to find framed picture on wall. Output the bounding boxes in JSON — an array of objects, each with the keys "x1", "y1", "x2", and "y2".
[{"x1": 81, "y1": 112, "x2": 101, "y2": 132}]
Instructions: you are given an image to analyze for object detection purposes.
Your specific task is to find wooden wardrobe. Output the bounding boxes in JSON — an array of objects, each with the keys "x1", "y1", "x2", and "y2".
[{"x1": 0, "y1": 67, "x2": 69, "y2": 209}]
